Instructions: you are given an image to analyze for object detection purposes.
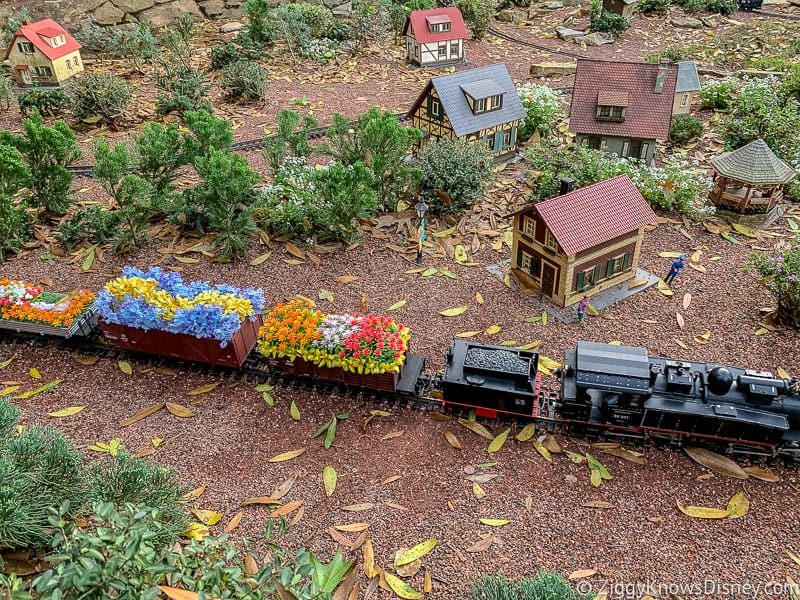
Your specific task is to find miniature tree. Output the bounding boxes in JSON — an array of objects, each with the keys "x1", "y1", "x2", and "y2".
[
  {"x1": 415, "y1": 137, "x2": 494, "y2": 214},
  {"x1": 0, "y1": 111, "x2": 82, "y2": 214},
  {"x1": 746, "y1": 236, "x2": 800, "y2": 329},
  {"x1": 220, "y1": 60, "x2": 270, "y2": 103},
  {"x1": 184, "y1": 109, "x2": 234, "y2": 157},
  {"x1": 0, "y1": 75, "x2": 13, "y2": 112},
  {"x1": 0, "y1": 144, "x2": 32, "y2": 260},
  {"x1": 18, "y1": 87, "x2": 68, "y2": 117},
  {"x1": 130, "y1": 122, "x2": 193, "y2": 195},
  {"x1": 110, "y1": 22, "x2": 157, "y2": 73},
  {"x1": 263, "y1": 109, "x2": 318, "y2": 177},
  {"x1": 325, "y1": 107, "x2": 422, "y2": 210},
  {"x1": 92, "y1": 139, "x2": 155, "y2": 251},
  {"x1": 456, "y1": 0, "x2": 494, "y2": 40}
]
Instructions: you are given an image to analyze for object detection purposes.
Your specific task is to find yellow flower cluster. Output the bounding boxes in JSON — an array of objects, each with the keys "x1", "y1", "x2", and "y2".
[{"x1": 105, "y1": 277, "x2": 254, "y2": 321}]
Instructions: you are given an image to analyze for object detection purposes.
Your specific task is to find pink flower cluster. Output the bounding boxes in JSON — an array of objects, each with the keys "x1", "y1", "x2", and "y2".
[{"x1": 338, "y1": 313, "x2": 407, "y2": 364}]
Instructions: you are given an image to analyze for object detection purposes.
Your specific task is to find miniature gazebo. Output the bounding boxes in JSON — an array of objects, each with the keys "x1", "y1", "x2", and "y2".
[{"x1": 709, "y1": 139, "x2": 796, "y2": 226}]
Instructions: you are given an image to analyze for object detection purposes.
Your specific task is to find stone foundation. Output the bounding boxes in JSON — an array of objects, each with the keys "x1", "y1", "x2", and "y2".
[{"x1": 714, "y1": 207, "x2": 781, "y2": 228}]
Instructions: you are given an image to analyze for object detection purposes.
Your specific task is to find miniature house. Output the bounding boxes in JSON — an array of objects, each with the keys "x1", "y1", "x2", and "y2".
[
  {"x1": 3, "y1": 19, "x2": 83, "y2": 86},
  {"x1": 602, "y1": 0, "x2": 639, "y2": 17},
  {"x1": 709, "y1": 139, "x2": 796, "y2": 226},
  {"x1": 509, "y1": 175, "x2": 657, "y2": 308},
  {"x1": 403, "y1": 7, "x2": 467, "y2": 68},
  {"x1": 673, "y1": 60, "x2": 700, "y2": 116},
  {"x1": 407, "y1": 63, "x2": 526, "y2": 160},
  {"x1": 569, "y1": 59, "x2": 677, "y2": 164}
]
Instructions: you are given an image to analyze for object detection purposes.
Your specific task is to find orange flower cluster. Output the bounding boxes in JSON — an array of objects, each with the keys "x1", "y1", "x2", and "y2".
[
  {"x1": 258, "y1": 300, "x2": 322, "y2": 358},
  {"x1": 0, "y1": 290, "x2": 95, "y2": 328}
]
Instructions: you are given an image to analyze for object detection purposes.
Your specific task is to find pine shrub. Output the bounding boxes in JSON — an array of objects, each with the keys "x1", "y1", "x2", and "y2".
[
  {"x1": 637, "y1": 0, "x2": 671, "y2": 15},
  {"x1": 470, "y1": 570, "x2": 595, "y2": 600},
  {"x1": 66, "y1": 73, "x2": 133, "y2": 124},
  {"x1": 220, "y1": 60, "x2": 269, "y2": 103},
  {"x1": 669, "y1": 115, "x2": 705, "y2": 144},
  {"x1": 0, "y1": 75, "x2": 13, "y2": 112},
  {"x1": 17, "y1": 87, "x2": 67, "y2": 117}
]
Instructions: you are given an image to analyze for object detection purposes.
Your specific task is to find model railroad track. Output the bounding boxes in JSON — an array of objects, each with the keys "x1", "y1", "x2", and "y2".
[
  {"x1": 66, "y1": 112, "x2": 410, "y2": 179},
  {"x1": 486, "y1": 27, "x2": 587, "y2": 60},
  {"x1": 750, "y1": 8, "x2": 800, "y2": 19}
]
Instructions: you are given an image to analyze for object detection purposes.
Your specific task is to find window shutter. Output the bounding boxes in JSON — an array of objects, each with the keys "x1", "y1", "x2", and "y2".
[
  {"x1": 592, "y1": 265, "x2": 601, "y2": 286},
  {"x1": 640, "y1": 143, "x2": 649, "y2": 159},
  {"x1": 529, "y1": 257, "x2": 538, "y2": 277},
  {"x1": 621, "y1": 141, "x2": 630, "y2": 157},
  {"x1": 623, "y1": 252, "x2": 631, "y2": 270},
  {"x1": 516, "y1": 248, "x2": 523, "y2": 268},
  {"x1": 576, "y1": 271, "x2": 585, "y2": 291},
  {"x1": 606, "y1": 259, "x2": 615, "y2": 279}
]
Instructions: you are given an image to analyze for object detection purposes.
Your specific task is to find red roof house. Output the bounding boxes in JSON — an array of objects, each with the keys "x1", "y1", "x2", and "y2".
[
  {"x1": 402, "y1": 7, "x2": 467, "y2": 68},
  {"x1": 509, "y1": 175, "x2": 657, "y2": 307},
  {"x1": 4, "y1": 19, "x2": 83, "y2": 85},
  {"x1": 569, "y1": 59, "x2": 678, "y2": 164}
]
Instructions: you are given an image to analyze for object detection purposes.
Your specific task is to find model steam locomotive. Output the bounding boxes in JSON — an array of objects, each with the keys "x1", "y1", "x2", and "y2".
[{"x1": 1, "y1": 295, "x2": 798, "y2": 458}]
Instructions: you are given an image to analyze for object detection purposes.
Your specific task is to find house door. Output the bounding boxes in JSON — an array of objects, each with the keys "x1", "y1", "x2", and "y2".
[{"x1": 541, "y1": 263, "x2": 556, "y2": 298}]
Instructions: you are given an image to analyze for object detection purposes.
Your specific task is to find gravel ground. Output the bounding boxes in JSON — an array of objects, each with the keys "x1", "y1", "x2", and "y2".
[{"x1": 3, "y1": 7, "x2": 800, "y2": 599}]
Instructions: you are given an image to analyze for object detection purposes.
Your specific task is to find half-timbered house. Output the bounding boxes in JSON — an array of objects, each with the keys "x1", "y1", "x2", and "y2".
[
  {"x1": 4, "y1": 19, "x2": 83, "y2": 86},
  {"x1": 509, "y1": 175, "x2": 657, "y2": 307},
  {"x1": 569, "y1": 59, "x2": 677, "y2": 164},
  {"x1": 407, "y1": 64, "x2": 526, "y2": 160},
  {"x1": 402, "y1": 7, "x2": 467, "y2": 68}
]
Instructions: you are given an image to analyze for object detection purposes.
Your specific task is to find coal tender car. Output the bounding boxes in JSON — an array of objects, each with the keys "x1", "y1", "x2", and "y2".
[
  {"x1": 441, "y1": 341, "x2": 543, "y2": 418},
  {"x1": 559, "y1": 341, "x2": 800, "y2": 456}
]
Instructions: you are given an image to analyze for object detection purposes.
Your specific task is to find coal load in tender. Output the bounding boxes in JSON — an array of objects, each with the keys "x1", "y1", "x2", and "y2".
[{"x1": 465, "y1": 347, "x2": 528, "y2": 375}]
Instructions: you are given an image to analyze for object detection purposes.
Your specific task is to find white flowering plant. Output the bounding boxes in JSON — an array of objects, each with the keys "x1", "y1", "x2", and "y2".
[
  {"x1": 516, "y1": 83, "x2": 565, "y2": 142},
  {"x1": 746, "y1": 235, "x2": 800, "y2": 329}
]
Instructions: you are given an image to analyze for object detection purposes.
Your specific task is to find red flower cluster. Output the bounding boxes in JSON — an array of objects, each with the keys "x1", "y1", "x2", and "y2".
[{"x1": 340, "y1": 313, "x2": 407, "y2": 363}]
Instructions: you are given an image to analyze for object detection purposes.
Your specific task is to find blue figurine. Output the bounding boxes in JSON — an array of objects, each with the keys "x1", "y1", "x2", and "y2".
[{"x1": 664, "y1": 255, "x2": 686, "y2": 285}]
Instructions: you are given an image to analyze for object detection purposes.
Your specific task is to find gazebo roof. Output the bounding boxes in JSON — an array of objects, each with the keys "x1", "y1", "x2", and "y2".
[{"x1": 710, "y1": 139, "x2": 796, "y2": 185}]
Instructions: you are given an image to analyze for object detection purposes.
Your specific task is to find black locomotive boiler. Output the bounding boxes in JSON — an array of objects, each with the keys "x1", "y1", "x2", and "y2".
[{"x1": 558, "y1": 341, "x2": 800, "y2": 457}]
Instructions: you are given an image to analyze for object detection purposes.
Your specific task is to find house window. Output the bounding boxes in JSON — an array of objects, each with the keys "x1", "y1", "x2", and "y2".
[
  {"x1": 475, "y1": 97, "x2": 486, "y2": 113},
  {"x1": 587, "y1": 137, "x2": 602, "y2": 150},
  {"x1": 74, "y1": 56, "x2": 79, "y2": 66},
  {"x1": 17, "y1": 41, "x2": 35, "y2": 54},
  {"x1": 596, "y1": 105, "x2": 625, "y2": 121},
  {"x1": 544, "y1": 230, "x2": 558, "y2": 253},
  {"x1": 640, "y1": 142, "x2": 649, "y2": 160},
  {"x1": 430, "y1": 98, "x2": 441, "y2": 117},
  {"x1": 680, "y1": 92, "x2": 690, "y2": 107},
  {"x1": 605, "y1": 253, "x2": 632, "y2": 278},
  {"x1": 450, "y1": 41, "x2": 459, "y2": 56},
  {"x1": 486, "y1": 132, "x2": 495, "y2": 150},
  {"x1": 66, "y1": 59, "x2": 72, "y2": 70},
  {"x1": 34, "y1": 66, "x2": 52, "y2": 77},
  {"x1": 576, "y1": 265, "x2": 600, "y2": 291},
  {"x1": 429, "y1": 21, "x2": 451, "y2": 32},
  {"x1": 503, "y1": 128, "x2": 512, "y2": 147},
  {"x1": 50, "y1": 35, "x2": 65, "y2": 47},
  {"x1": 522, "y1": 217, "x2": 535, "y2": 240},
  {"x1": 621, "y1": 140, "x2": 630, "y2": 157},
  {"x1": 438, "y1": 43, "x2": 447, "y2": 58}
]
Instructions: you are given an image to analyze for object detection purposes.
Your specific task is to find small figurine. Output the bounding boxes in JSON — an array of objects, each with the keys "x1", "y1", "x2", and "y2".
[
  {"x1": 664, "y1": 255, "x2": 686, "y2": 285},
  {"x1": 577, "y1": 295, "x2": 589, "y2": 324}
]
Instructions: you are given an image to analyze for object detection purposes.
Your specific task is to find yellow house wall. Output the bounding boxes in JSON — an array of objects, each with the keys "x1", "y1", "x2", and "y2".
[{"x1": 672, "y1": 90, "x2": 695, "y2": 115}]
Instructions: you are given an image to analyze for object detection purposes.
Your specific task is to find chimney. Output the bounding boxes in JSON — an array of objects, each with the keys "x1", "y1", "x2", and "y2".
[
  {"x1": 21, "y1": 20, "x2": 30, "y2": 26},
  {"x1": 654, "y1": 59, "x2": 669, "y2": 94},
  {"x1": 560, "y1": 177, "x2": 574, "y2": 195}
]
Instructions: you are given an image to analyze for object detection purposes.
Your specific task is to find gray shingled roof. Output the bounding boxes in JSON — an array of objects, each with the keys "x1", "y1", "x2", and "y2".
[
  {"x1": 675, "y1": 60, "x2": 700, "y2": 93},
  {"x1": 710, "y1": 139, "x2": 796, "y2": 185},
  {"x1": 429, "y1": 64, "x2": 526, "y2": 137}
]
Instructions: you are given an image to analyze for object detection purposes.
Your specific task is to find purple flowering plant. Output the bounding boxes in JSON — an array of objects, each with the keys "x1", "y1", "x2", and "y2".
[
  {"x1": 745, "y1": 234, "x2": 800, "y2": 329},
  {"x1": 97, "y1": 267, "x2": 265, "y2": 346}
]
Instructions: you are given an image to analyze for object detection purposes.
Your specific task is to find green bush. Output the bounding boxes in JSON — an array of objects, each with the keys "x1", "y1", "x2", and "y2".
[
  {"x1": 211, "y1": 42, "x2": 243, "y2": 70},
  {"x1": 415, "y1": 137, "x2": 495, "y2": 215},
  {"x1": 0, "y1": 143, "x2": 33, "y2": 260},
  {"x1": 154, "y1": 63, "x2": 213, "y2": 115},
  {"x1": 516, "y1": 83, "x2": 565, "y2": 142},
  {"x1": 220, "y1": 60, "x2": 270, "y2": 102},
  {"x1": 18, "y1": 87, "x2": 67, "y2": 117},
  {"x1": 590, "y1": 9, "x2": 629, "y2": 36},
  {"x1": 524, "y1": 140, "x2": 713, "y2": 217},
  {"x1": 457, "y1": 0, "x2": 495, "y2": 40},
  {"x1": 245, "y1": 0, "x2": 279, "y2": 45},
  {"x1": 470, "y1": 570, "x2": 595, "y2": 600},
  {"x1": 0, "y1": 75, "x2": 13, "y2": 112},
  {"x1": 1, "y1": 7, "x2": 31, "y2": 47},
  {"x1": 702, "y1": 0, "x2": 737, "y2": 14},
  {"x1": 644, "y1": 45, "x2": 690, "y2": 63},
  {"x1": 699, "y1": 77, "x2": 740, "y2": 110},
  {"x1": 0, "y1": 111, "x2": 82, "y2": 214},
  {"x1": 256, "y1": 157, "x2": 378, "y2": 243},
  {"x1": 746, "y1": 233, "x2": 800, "y2": 329},
  {"x1": 636, "y1": 0, "x2": 671, "y2": 15},
  {"x1": 109, "y1": 22, "x2": 156, "y2": 73},
  {"x1": 669, "y1": 115, "x2": 705, "y2": 144},
  {"x1": 325, "y1": 107, "x2": 422, "y2": 211},
  {"x1": 263, "y1": 109, "x2": 318, "y2": 176},
  {"x1": 56, "y1": 204, "x2": 120, "y2": 250},
  {"x1": 66, "y1": 73, "x2": 133, "y2": 124},
  {"x1": 34, "y1": 503, "x2": 354, "y2": 600},
  {"x1": 0, "y1": 399, "x2": 87, "y2": 550}
]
